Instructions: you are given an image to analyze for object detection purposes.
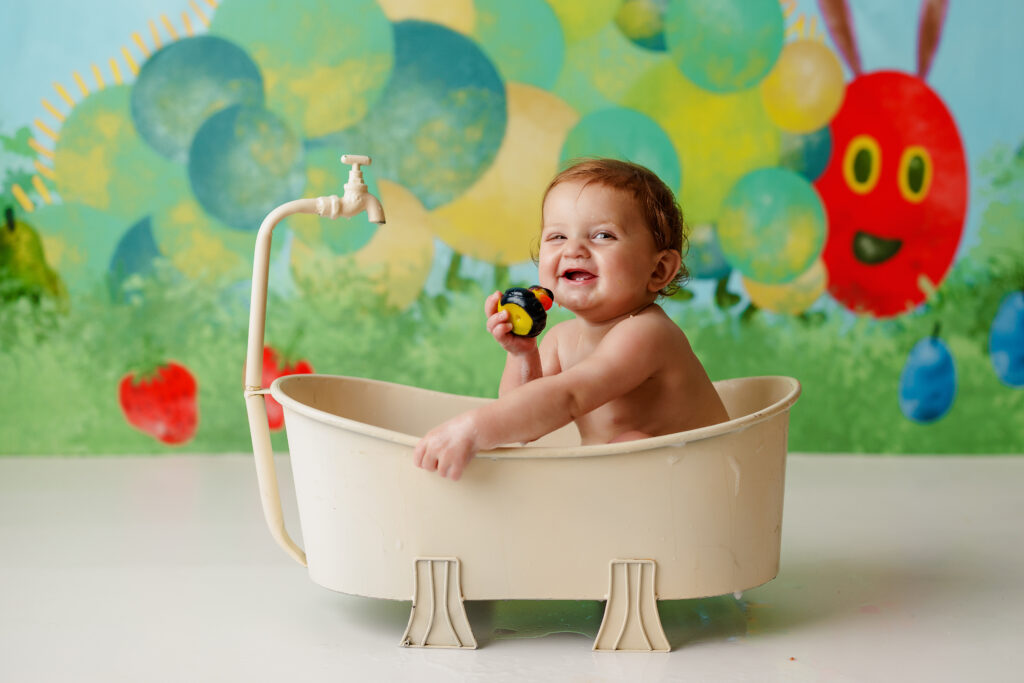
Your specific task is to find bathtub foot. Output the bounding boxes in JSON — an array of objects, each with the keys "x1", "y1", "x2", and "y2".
[
  {"x1": 594, "y1": 559, "x2": 670, "y2": 652},
  {"x1": 401, "y1": 557, "x2": 477, "y2": 649}
]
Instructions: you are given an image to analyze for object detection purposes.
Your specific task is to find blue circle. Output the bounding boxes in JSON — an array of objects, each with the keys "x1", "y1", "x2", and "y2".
[
  {"x1": 131, "y1": 36, "x2": 263, "y2": 163},
  {"x1": 314, "y1": 21, "x2": 507, "y2": 210}
]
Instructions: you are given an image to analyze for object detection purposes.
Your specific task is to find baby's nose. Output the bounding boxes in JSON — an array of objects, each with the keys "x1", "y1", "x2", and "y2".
[{"x1": 565, "y1": 236, "x2": 589, "y2": 256}]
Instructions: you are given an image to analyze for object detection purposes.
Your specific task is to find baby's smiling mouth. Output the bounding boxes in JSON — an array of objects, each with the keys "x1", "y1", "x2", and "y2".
[{"x1": 562, "y1": 269, "x2": 596, "y2": 282}]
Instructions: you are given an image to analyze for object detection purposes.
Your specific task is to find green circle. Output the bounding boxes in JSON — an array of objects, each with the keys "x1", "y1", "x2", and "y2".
[
  {"x1": 718, "y1": 167, "x2": 825, "y2": 284},
  {"x1": 475, "y1": 0, "x2": 564, "y2": 89},
  {"x1": 30, "y1": 202, "x2": 129, "y2": 294},
  {"x1": 665, "y1": 0, "x2": 784, "y2": 93},
  {"x1": 53, "y1": 85, "x2": 188, "y2": 222},
  {"x1": 559, "y1": 108, "x2": 681, "y2": 192},
  {"x1": 210, "y1": 0, "x2": 393, "y2": 138}
]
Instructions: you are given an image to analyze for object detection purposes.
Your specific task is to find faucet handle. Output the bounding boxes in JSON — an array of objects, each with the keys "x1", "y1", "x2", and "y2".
[
  {"x1": 340, "y1": 154, "x2": 372, "y2": 170},
  {"x1": 340, "y1": 154, "x2": 372, "y2": 191}
]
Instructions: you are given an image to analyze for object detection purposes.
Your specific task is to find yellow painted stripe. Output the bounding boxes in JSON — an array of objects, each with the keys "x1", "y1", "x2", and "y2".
[
  {"x1": 190, "y1": 1, "x2": 209, "y2": 27},
  {"x1": 161, "y1": 14, "x2": 179, "y2": 40},
  {"x1": 809, "y1": 16, "x2": 822, "y2": 40},
  {"x1": 73, "y1": 71, "x2": 90, "y2": 96},
  {"x1": 786, "y1": 15, "x2": 805, "y2": 38},
  {"x1": 149, "y1": 20, "x2": 162, "y2": 49},
  {"x1": 35, "y1": 160, "x2": 56, "y2": 180},
  {"x1": 122, "y1": 46, "x2": 139, "y2": 75},
  {"x1": 110, "y1": 57, "x2": 124, "y2": 84},
  {"x1": 11, "y1": 184, "x2": 35, "y2": 212},
  {"x1": 53, "y1": 82, "x2": 75, "y2": 107},
  {"x1": 41, "y1": 98, "x2": 65, "y2": 122},
  {"x1": 34, "y1": 118, "x2": 58, "y2": 141},
  {"x1": 205, "y1": 0, "x2": 218, "y2": 8},
  {"x1": 133, "y1": 32, "x2": 150, "y2": 58},
  {"x1": 29, "y1": 137, "x2": 54, "y2": 159},
  {"x1": 182, "y1": 11, "x2": 194, "y2": 36},
  {"x1": 780, "y1": 0, "x2": 796, "y2": 17},
  {"x1": 91, "y1": 63, "x2": 106, "y2": 89},
  {"x1": 32, "y1": 176, "x2": 53, "y2": 204}
]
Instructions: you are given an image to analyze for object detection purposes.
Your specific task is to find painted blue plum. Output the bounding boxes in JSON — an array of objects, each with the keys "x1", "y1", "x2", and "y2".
[
  {"x1": 899, "y1": 331, "x2": 956, "y2": 423},
  {"x1": 989, "y1": 291, "x2": 1024, "y2": 388}
]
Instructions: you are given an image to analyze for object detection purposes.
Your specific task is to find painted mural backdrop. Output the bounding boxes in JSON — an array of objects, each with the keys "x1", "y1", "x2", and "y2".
[{"x1": 0, "y1": 0, "x2": 1020, "y2": 454}]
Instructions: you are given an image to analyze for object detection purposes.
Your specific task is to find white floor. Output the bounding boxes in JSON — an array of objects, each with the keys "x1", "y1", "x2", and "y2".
[{"x1": 1, "y1": 453, "x2": 1022, "y2": 682}]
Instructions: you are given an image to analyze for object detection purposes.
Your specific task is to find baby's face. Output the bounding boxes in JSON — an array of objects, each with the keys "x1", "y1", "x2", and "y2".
[{"x1": 539, "y1": 180, "x2": 663, "y2": 322}]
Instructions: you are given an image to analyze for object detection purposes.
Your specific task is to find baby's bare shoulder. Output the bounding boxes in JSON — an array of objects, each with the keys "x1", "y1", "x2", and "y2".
[{"x1": 614, "y1": 306, "x2": 687, "y2": 341}]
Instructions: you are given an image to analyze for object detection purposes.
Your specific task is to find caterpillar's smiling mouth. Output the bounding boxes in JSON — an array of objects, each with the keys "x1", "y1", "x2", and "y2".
[{"x1": 853, "y1": 231, "x2": 902, "y2": 265}]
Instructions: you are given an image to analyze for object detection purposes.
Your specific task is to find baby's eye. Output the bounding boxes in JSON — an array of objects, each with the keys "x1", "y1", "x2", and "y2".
[
  {"x1": 593, "y1": 231, "x2": 615, "y2": 240},
  {"x1": 544, "y1": 233, "x2": 566, "y2": 241}
]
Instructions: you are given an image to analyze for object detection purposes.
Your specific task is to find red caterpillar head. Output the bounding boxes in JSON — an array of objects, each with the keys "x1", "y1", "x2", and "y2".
[{"x1": 815, "y1": 0, "x2": 967, "y2": 317}]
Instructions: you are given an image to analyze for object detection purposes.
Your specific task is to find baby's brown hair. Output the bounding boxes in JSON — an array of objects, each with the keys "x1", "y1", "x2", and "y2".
[{"x1": 542, "y1": 158, "x2": 689, "y2": 296}]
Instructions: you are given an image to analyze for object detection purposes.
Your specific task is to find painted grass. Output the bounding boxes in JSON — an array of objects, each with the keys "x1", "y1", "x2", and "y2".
[{"x1": 1, "y1": 257, "x2": 1020, "y2": 455}]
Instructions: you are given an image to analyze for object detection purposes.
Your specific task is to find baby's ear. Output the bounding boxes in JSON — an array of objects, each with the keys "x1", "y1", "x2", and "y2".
[{"x1": 649, "y1": 249, "x2": 682, "y2": 292}]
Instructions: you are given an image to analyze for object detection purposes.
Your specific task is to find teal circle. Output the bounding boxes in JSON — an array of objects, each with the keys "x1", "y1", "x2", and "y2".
[
  {"x1": 314, "y1": 21, "x2": 507, "y2": 210},
  {"x1": 131, "y1": 36, "x2": 263, "y2": 163},
  {"x1": 779, "y1": 126, "x2": 832, "y2": 182},
  {"x1": 559, "y1": 108, "x2": 682, "y2": 192},
  {"x1": 188, "y1": 105, "x2": 305, "y2": 231},
  {"x1": 718, "y1": 167, "x2": 825, "y2": 284},
  {"x1": 475, "y1": 0, "x2": 564, "y2": 89},
  {"x1": 615, "y1": 0, "x2": 668, "y2": 51},
  {"x1": 665, "y1": 0, "x2": 784, "y2": 93},
  {"x1": 687, "y1": 223, "x2": 731, "y2": 280}
]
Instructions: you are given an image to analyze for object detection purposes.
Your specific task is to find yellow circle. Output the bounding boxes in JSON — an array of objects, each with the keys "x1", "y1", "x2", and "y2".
[
  {"x1": 622, "y1": 60, "x2": 780, "y2": 224},
  {"x1": 842, "y1": 134, "x2": 881, "y2": 195},
  {"x1": 897, "y1": 145, "x2": 933, "y2": 204},
  {"x1": 431, "y1": 83, "x2": 579, "y2": 264},
  {"x1": 759, "y1": 40, "x2": 846, "y2": 134},
  {"x1": 742, "y1": 259, "x2": 826, "y2": 315}
]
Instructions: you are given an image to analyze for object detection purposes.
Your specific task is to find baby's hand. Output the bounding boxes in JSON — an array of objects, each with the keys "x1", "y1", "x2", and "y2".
[
  {"x1": 413, "y1": 412, "x2": 479, "y2": 481},
  {"x1": 485, "y1": 291, "x2": 538, "y2": 355}
]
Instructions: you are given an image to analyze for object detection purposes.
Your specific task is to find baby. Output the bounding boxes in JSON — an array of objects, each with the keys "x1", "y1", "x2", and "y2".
[{"x1": 414, "y1": 158, "x2": 729, "y2": 480}]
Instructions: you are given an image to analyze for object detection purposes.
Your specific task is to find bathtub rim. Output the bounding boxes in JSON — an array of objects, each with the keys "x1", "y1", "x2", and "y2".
[{"x1": 271, "y1": 374, "x2": 801, "y2": 460}]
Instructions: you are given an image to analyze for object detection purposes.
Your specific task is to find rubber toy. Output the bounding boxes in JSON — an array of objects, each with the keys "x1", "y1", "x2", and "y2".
[{"x1": 499, "y1": 286, "x2": 554, "y2": 337}]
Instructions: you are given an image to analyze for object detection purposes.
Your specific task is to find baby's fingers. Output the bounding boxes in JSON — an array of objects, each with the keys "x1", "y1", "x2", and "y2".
[
  {"x1": 484, "y1": 291, "x2": 502, "y2": 316},
  {"x1": 486, "y1": 310, "x2": 510, "y2": 335}
]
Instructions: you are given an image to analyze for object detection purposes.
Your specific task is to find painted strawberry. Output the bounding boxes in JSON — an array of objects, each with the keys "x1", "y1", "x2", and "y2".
[
  {"x1": 261, "y1": 346, "x2": 313, "y2": 430},
  {"x1": 119, "y1": 361, "x2": 198, "y2": 445}
]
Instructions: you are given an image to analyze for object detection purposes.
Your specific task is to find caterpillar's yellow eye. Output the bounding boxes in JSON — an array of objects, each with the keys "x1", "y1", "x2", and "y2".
[
  {"x1": 842, "y1": 134, "x2": 881, "y2": 195},
  {"x1": 898, "y1": 146, "x2": 933, "y2": 203}
]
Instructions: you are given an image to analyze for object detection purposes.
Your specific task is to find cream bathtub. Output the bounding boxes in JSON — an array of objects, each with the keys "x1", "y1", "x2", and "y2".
[
  {"x1": 260, "y1": 373, "x2": 800, "y2": 651},
  {"x1": 242, "y1": 187, "x2": 800, "y2": 651}
]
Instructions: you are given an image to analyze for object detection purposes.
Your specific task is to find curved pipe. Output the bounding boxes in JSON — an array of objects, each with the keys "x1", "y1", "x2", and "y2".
[{"x1": 243, "y1": 191, "x2": 384, "y2": 566}]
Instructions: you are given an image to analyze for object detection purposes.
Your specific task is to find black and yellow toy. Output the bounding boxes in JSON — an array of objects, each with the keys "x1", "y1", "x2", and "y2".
[{"x1": 499, "y1": 286, "x2": 554, "y2": 338}]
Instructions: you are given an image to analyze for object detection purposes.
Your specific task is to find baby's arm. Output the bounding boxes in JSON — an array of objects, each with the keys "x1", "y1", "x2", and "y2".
[{"x1": 414, "y1": 315, "x2": 662, "y2": 480}]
